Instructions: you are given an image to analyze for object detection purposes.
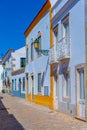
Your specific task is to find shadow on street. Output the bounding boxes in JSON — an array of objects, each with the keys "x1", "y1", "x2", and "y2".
[{"x1": 0, "y1": 95, "x2": 24, "y2": 130}]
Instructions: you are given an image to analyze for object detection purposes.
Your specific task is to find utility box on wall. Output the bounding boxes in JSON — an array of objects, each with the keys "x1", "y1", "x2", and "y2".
[{"x1": 44, "y1": 86, "x2": 49, "y2": 96}]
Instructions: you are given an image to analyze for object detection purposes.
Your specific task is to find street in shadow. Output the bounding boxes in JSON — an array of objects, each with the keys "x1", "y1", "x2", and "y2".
[{"x1": 0, "y1": 96, "x2": 24, "y2": 130}]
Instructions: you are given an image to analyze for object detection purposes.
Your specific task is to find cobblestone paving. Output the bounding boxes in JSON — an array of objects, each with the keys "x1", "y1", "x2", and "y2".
[{"x1": 0, "y1": 93, "x2": 87, "y2": 130}]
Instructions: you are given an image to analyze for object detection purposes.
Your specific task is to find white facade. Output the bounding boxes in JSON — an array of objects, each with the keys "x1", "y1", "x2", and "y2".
[
  {"x1": 4, "y1": 57, "x2": 12, "y2": 93},
  {"x1": 1, "y1": 49, "x2": 14, "y2": 93},
  {"x1": 11, "y1": 47, "x2": 26, "y2": 71},
  {"x1": 49, "y1": 0, "x2": 86, "y2": 119},
  {"x1": 11, "y1": 46, "x2": 26, "y2": 97}
]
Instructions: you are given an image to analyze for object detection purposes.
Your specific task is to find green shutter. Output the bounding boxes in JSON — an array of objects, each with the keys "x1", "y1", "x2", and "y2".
[{"x1": 20, "y1": 58, "x2": 26, "y2": 67}]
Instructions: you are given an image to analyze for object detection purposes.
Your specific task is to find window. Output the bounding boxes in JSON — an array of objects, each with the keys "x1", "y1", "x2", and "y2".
[
  {"x1": 37, "y1": 36, "x2": 41, "y2": 56},
  {"x1": 62, "y1": 14, "x2": 69, "y2": 38},
  {"x1": 23, "y1": 77, "x2": 25, "y2": 91},
  {"x1": 63, "y1": 71, "x2": 70, "y2": 97},
  {"x1": 31, "y1": 75, "x2": 34, "y2": 87},
  {"x1": 31, "y1": 75, "x2": 34, "y2": 99},
  {"x1": 20, "y1": 58, "x2": 26, "y2": 68},
  {"x1": 38, "y1": 73, "x2": 41, "y2": 93},
  {"x1": 31, "y1": 42, "x2": 34, "y2": 61}
]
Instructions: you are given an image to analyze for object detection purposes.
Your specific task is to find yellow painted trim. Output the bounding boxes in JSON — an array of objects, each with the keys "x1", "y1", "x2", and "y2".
[
  {"x1": 26, "y1": 94, "x2": 53, "y2": 109},
  {"x1": 24, "y1": 0, "x2": 51, "y2": 37},
  {"x1": 49, "y1": 8, "x2": 54, "y2": 108},
  {"x1": 34, "y1": 95, "x2": 53, "y2": 108}
]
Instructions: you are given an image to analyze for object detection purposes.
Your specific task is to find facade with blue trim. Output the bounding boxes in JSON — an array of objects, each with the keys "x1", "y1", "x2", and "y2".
[
  {"x1": 11, "y1": 68, "x2": 25, "y2": 98},
  {"x1": 11, "y1": 47, "x2": 26, "y2": 98},
  {"x1": 49, "y1": 0, "x2": 87, "y2": 120}
]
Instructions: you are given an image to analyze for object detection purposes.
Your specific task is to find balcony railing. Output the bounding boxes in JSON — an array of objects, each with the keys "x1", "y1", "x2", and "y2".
[
  {"x1": 57, "y1": 37, "x2": 70, "y2": 60},
  {"x1": 49, "y1": 44, "x2": 58, "y2": 64},
  {"x1": 49, "y1": 37, "x2": 70, "y2": 64}
]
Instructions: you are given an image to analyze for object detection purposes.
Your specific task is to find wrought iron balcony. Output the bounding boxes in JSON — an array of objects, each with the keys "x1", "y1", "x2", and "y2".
[
  {"x1": 49, "y1": 44, "x2": 58, "y2": 64},
  {"x1": 57, "y1": 37, "x2": 70, "y2": 61}
]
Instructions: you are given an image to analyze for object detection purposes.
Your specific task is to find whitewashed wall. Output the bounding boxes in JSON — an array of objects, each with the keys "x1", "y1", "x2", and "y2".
[{"x1": 11, "y1": 47, "x2": 26, "y2": 71}]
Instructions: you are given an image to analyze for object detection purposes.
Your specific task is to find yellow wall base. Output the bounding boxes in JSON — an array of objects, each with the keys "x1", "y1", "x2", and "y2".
[{"x1": 26, "y1": 94, "x2": 53, "y2": 109}]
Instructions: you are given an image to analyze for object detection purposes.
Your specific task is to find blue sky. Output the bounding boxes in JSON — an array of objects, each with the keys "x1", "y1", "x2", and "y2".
[{"x1": 0, "y1": 0, "x2": 45, "y2": 55}]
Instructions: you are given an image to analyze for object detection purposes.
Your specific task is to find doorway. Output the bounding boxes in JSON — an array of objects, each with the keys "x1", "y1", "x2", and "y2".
[
  {"x1": 31, "y1": 75, "x2": 34, "y2": 100},
  {"x1": 19, "y1": 78, "x2": 21, "y2": 96},
  {"x1": 76, "y1": 68, "x2": 85, "y2": 119},
  {"x1": 26, "y1": 73, "x2": 28, "y2": 94}
]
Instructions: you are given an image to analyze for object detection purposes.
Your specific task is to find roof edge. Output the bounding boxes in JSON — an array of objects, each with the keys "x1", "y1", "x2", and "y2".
[{"x1": 24, "y1": 0, "x2": 51, "y2": 37}]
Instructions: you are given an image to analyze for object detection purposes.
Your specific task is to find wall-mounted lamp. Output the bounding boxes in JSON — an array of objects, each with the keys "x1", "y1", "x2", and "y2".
[
  {"x1": 34, "y1": 39, "x2": 49, "y2": 56},
  {"x1": 34, "y1": 39, "x2": 39, "y2": 49}
]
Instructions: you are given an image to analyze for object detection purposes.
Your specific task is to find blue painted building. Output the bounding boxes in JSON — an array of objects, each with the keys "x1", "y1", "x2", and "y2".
[{"x1": 24, "y1": 0, "x2": 53, "y2": 107}]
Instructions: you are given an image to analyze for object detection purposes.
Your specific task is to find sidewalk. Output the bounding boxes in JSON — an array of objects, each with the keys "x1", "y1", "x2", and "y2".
[{"x1": 0, "y1": 93, "x2": 87, "y2": 130}]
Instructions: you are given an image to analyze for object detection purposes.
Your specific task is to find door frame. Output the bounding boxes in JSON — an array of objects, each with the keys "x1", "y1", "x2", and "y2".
[{"x1": 75, "y1": 63, "x2": 86, "y2": 119}]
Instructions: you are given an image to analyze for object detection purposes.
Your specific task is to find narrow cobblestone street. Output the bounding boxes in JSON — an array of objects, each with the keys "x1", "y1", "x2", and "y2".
[{"x1": 0, "y1": 93, "x2": 87, "y2": 130}]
